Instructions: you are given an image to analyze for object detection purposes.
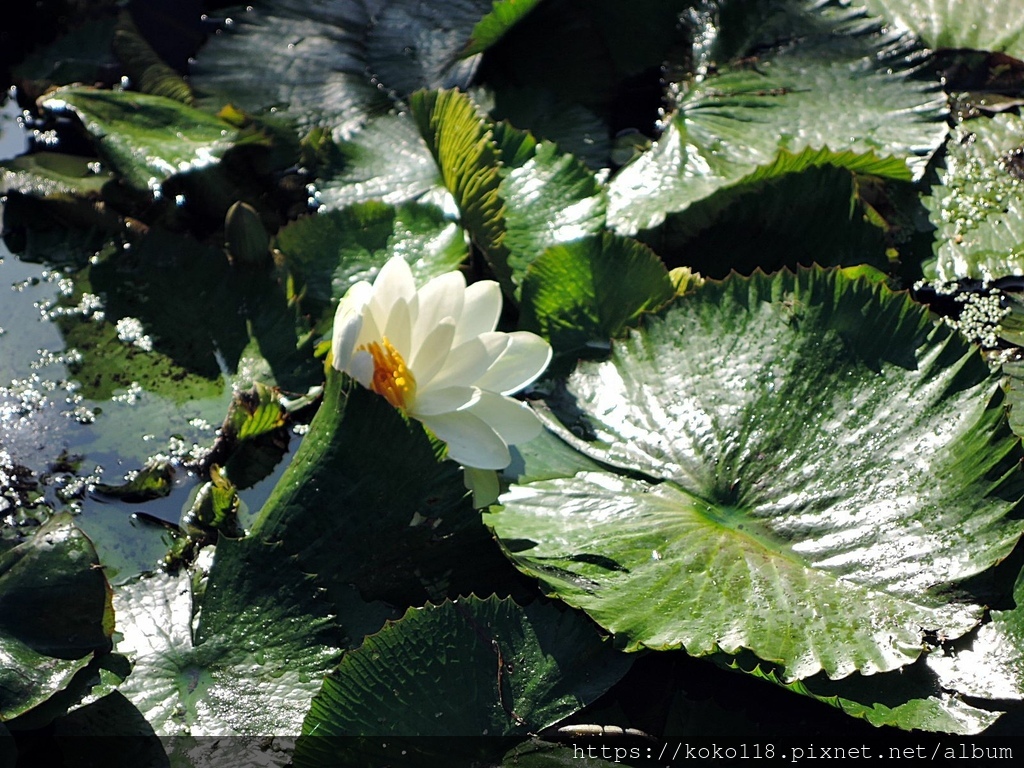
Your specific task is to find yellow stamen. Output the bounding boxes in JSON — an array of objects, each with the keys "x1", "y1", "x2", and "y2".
[{"x1": 361, "y1": 337, "x2": 416, "y2": 410}]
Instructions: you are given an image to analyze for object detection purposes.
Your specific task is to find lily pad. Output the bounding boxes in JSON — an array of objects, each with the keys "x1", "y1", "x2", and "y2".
[
  {"x1": 315, "y1": 113, "x2": 449, "y2": 211},
  {"x1": 463, "y1": 0, "x2": 545, "y2": 56},
  {"x1": 519, "y1": 233, "x2": 676, "y2": 357},
  {"x1": 0, "y1": 514, "x2": 113, "y2": 721},
  {"x1": 410, "y1": 89, "x2": 511, "y2": 283},
  {"x1": 642, "y1": 163, "x2": 894, "y2": 278},
  {"x1": 927, "y1": 563, "x2": 1024, "y2": 703},
  {"x1": 191, "y1": 0, "x2": 538, "y2": 141},
  {"x1": 111, "y1": 537, "x2": 345, "y2": 736},
  {"x1": 40, "y1": 87, "x2": 240, "y2": 192},
  {"x1": 922, "y1": 113, "x2": 1024, "y2": 281},
  {"x1": 862, "y1": 0, "x2": 1024, "y2": 60},
  {"x1": 501, "y1": 140, "x2": 607, "y2": 286},
  {"x1": 274, "y1": 200, "x2": 468, "y2": 328},
  {"x1": 294, "y1": 595, "x2": 632, "y2": 766},
  {"x1": 322, "y1": 93, "x2": 607, "y2": 294},
  {"x1": 607, "y1": 0, "x2": 947, "y2": 234},
  {"x1": 733, "y1": 659, "x2": 1001, "y2": 735},
  {"x1": 487, "y1": 267, "x2": 1024, "y2": 681}
]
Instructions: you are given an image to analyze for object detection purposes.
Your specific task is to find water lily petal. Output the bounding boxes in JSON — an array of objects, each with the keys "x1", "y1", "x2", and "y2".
[
  {"x1": 349, "y1": 349, "x2": 374, "y2": 389},
  {"x1": 453, "y1": 280, "x2": 502, "y2": 346},
  {"x1": 421, "y1": 410, "x2": 511, "y2": 469},
  {"x1": 412, "y1": 385, "x2": 480, "y2": 416},
  {"x1": 464, "y1": 391, "x2": 543, "y2": 445},
  {"x1": 412, "y1": 271, "x2": 466, "y2": 349},
  {"x1": 463, "y1": 466, "x2": 500, "y2": 508},
  {"x1": 473, "y1": 331, "x2": 554, "y2": 394},
  {"x1": 409, "y1": 319, "x2": 456, "y2": 384},
  {"x1": 329, "y1": 255, "x2": 551, "y2": 471},
  {"x1": 383, "y1": 297, "x2": 414, "y2": 360},
  {"x1": 368, "y1": 253, "x2": 417, "y2": 326},
  {"x1": 424, "y1": 332, "x2": 509, "y2": 391},
  {"x1": 331, "y1": 281, "x2": 372, "y2": 371}
]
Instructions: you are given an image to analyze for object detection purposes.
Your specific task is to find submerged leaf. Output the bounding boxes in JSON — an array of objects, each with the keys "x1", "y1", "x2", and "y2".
[{"x1": 489, "y1": 268, "x2": 1024, "y2": 681}]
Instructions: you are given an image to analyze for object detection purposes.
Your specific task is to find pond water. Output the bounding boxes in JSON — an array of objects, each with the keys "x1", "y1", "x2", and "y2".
[{"x1": 0, "y1": 91, "x2": 293, "y2": 581}]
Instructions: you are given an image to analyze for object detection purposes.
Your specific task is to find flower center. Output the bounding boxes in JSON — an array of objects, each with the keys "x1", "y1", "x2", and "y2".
[{"x1": 362, "y1": 337, "x2": 416, "y2": 411}]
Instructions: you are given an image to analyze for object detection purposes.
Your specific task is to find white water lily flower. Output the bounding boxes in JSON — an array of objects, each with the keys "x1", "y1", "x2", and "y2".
[{"x1": 331, "y1": 256, "x2": 552, "y2": 470}]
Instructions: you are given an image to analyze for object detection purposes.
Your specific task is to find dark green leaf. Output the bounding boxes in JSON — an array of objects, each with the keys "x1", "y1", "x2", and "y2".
[
  {"x1": 463, "y1": 0, "x2": 545, "y2": 55},
  {"x1": 191, "y1": 0, "x2": 525, "y2": 140},
  {"x1": 111, "y1": 536, "x2": 347, "y2": 735},
  {"x1": 0, "y1": 514, "x2": 112, "y2": 720},
  {"x1": 113, "y1": 12, "x2": 193, "y2": 104},
  {"x1": 733, "y1": 659, "x2": 1000, "y2": 734},
  {"x1": 13, "y1": 17, "x2": 118, "y2": 98},
  {"x1": 410, "y1": 89, "x2": 512, "y2": 284},
  {"x1": 274, "y1": 201, "x2": 467, "y2": 328},
  {"x1": 295, "y1": 596, "x2": 632, "y2": 765},
  {"x1": 0, "y1": 153, "x2": 112, "y2": 197},
  {"x1": 250, "y1": 372, "x2": 522, "y2": 606},
  {"x1": 642, "y1": 164, "x2": 894, "y2": 278}
]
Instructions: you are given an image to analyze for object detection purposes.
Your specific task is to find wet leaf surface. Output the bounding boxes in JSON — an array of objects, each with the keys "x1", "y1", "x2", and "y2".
[{"x1": 489, "y1": 268, "x2": 1024, "y2": 681}]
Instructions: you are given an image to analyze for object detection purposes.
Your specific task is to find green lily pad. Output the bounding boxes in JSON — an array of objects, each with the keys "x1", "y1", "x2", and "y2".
[
  {"x1": 410, "y1": 89, "x2": 511, "y2": 284},
  {"x1": 642, "y1": 164, "x2": 894, "y2": 278},
  {"x1": 274, "y1": 200, "x2": 468, "y2": 328},
  {"x1": 607, "y1": 0, "x2": 947, "y2": 234},
  {"x1": 463, "y1": 0, "x2": 545, "y2": 56},
  {"x1": 40, "y1": 87, "x2": 240, "y2": 192},
  {"x1": 733, "y1": 659, "x2": 1000, "y2": 734},
  {"x1": 294, "y1": 595, "x2": 632, "y2": 766},
  {"x1": 487, "y1": 268, "x2": 1024, "y2": 681},
  {"x1": 927, "y1": 563, "x2": 1024, "y2": 703},
  {"x1": 484, "y1": 86, "x2": 612, "y2": 170},
  {"x1": 0, "y1": 514, "x2": 113, "y2": 720},
  {"x1": 861, "y1": 0, "x2": 1024, "y2": 59},
  {"x1": 922, "y1": 113, "x2": 1024, "y2": 281},
  {"x1": 502, "y1": 140, "x2": 607, "y2": 286},
  {"x1": 315, "y1": 113, "x2": 450, "y2": 211},
  {"x1": 322, "y1": 93, "x2": 607, "y2": 295},
  {"x1": 111, "y1": 536, "x2": 346, "y2": 736},
  {"x1": 519, "y1": 233, "x2": 676, "y2": 356}
]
